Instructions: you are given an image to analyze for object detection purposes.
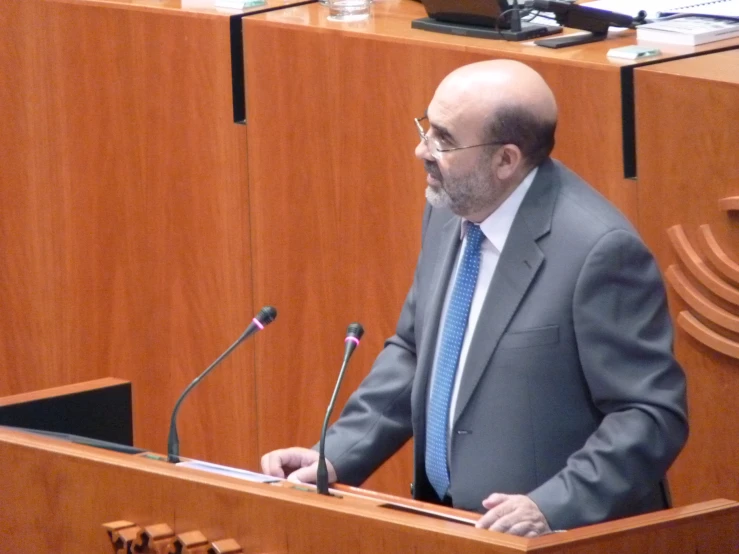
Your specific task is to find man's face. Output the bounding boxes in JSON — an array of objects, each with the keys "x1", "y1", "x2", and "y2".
[
  {"x1": 422, "y1": 148, "x2": 495, "y2": 217},
  {"x1": 415, "y1": 106, "x2": 499, "y2": 220}
]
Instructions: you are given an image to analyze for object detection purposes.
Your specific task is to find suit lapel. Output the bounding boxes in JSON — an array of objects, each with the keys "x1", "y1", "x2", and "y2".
[
  {"x1": 412, "y1": 215, "x2": 462, "y2": 432},
  {"x1": 452, "y1": 160, "x2": 559, "y2": 424}
]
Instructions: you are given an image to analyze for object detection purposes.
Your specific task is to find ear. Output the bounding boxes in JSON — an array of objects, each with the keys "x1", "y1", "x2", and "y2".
[{"x1": 493, "y1": 144, "x2": 524, "y2": 181}]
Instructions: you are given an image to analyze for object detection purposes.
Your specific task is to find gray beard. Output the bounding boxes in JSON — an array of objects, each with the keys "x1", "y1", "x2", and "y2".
[{"x1": 425, "y1": 185, "x2": 451, "y2": 209}]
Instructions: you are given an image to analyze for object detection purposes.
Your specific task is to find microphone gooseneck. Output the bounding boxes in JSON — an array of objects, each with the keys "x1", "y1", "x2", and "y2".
[
  {"x1": 317, "y1": 323, "x2": 365, "y2": 495},
  {"x1": 167, "y1": 305, "x2": 277, "y2": 463}
]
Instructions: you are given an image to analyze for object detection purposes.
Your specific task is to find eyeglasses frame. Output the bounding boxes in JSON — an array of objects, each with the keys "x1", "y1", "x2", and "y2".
[{"x1": 414, "y1": 115, "x2": 508, "y2": 159}]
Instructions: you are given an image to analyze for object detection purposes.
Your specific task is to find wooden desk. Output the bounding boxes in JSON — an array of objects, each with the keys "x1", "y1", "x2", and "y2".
[
  {"x1": 634, "y1": 50, "x2": 739, "y2": 506},
  {"x1": 1, "y1": 427, "x2": 737, "y2": 553}
]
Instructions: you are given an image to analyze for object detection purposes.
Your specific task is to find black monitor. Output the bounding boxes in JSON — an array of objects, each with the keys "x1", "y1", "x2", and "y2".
[{"x1": 412, "y1": 0, "x2": 562, "y2": 41}]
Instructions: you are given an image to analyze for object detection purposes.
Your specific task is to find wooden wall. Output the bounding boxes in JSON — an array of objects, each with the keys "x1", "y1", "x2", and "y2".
[
  {"x1": 635, "y1": 51, "x2": 739, "y2": 505},
  {"x1": 0, "y1": 0, "x2": 255, "y2": 467}
]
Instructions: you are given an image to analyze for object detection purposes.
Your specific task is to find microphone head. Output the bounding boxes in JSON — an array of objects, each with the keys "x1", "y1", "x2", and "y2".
[
  {"x1": 346, "y1": 323, "x2": 364, "y2": 341},
  {"x1": 256, "y1": 306, "x2": 277, "y2": 326}
]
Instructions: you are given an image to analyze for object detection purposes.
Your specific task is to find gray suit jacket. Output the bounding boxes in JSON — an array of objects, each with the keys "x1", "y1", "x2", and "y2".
[{"x1": 323, "y1": 159, "x2": 688, "y2": 530}]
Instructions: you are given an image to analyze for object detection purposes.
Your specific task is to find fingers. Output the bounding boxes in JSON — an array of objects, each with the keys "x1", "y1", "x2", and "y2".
[
  {"x1": 506, "y1": 521, "x2": 542, "y2": 537},
  {"x1": 488, "y1": 513, "x2": 540, "y2": 536},
  {"x1": 476, "y1": 494, "x2": 517, "y2": 529},
  {"x1": 260, "y1": 451, "x2": 286, "y2": 478},
  {"x1": 287, "y1": 458, "x2": 338, "y2": 485},
  {"x1": 288, "y1": 463, "x2": 319, "y2": 484},
  {"x1": 481, "y1": 492, "x2": 509, "y2": 510},
  {"x1": 475, "y1": 494, "x2": 551, "y2": 537},
  {"x1": 260, "y1": 447, "x2": 319, "y2": 478}
]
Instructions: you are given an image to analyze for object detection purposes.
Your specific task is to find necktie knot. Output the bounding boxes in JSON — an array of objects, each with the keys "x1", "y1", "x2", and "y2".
[{"x1": 465, "y1": 223, "x2": 484, "y2": 252}]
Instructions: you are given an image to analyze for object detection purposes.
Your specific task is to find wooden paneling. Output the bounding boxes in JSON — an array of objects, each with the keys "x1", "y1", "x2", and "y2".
[
  {"x1": 1, "y1": 429, "x2": 738, "y2": 553},
  {"x1": 245, "y1": 21, "x2": 433, "y2": 497},
  {"x1": 247, "y1": 0, "x2": 642, "y2": 215},
  {"x1": 243, "y1": 1, "x2": 643, "y2": 497},
  {"x1": 0, "y1": 0, "x2": 254, "y2": 466},
  {"x1": 635, "y1": 51, "x2": 739, "y2": 506}
]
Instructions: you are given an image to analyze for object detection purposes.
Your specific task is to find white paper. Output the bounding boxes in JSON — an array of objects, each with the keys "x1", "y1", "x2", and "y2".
[
  {"x1": 668, "y1": 0, "x2": 739, "y2": 17},
  {"x1": 177, "y1": 459, "x2": 280, "y2": 483},
  {"x1": 582, "y1": 0, "x2": 739, "y2": 19},
  {"x1": 581, "y1": 0, "x2": 678, "y2": 19}
]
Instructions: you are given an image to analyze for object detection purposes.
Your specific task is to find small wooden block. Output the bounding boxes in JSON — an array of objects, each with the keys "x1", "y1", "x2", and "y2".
[
  {"x1": 208, "y1": 538, "x2": 242, "y2": 554},
  {"x1": 168, "y1": 530, "x2": 209, "y2": 554},
  {"x1": 134, "y1": 523, "x2": 175, "y2": 553},
  {"x1": 103, "y1": 521, "x2": 136, "y2": 532},
  {"x1": 111, "y1": 525, "x2": 143, "y2": 554}
]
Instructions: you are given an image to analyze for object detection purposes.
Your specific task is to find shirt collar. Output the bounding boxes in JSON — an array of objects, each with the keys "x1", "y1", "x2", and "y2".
[{"x1": 461, "y1": 166, "x2": 538, "y2": 254}]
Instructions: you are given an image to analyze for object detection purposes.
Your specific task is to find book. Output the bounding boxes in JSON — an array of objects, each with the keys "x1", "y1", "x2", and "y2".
[{"x1": 636, "y1": 14, "x2": 739, "y2": 44}]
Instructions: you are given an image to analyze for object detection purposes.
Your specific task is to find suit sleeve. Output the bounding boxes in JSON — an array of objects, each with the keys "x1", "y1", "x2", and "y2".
[
  {"x1": 528, "y1": 229, "x2": 689, "y2": 530},
  {"x1": 320, "y1": 205, "x2": 434, "y2": 485}
]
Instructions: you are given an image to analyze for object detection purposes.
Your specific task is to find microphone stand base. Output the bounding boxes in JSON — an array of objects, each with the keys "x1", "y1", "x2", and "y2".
[
  {"x1": 534, "y1": 31, "x2": 608, "y2": 49},
  {"x1": 316, "y1": 490, "x2": 342, "y2": 498}
]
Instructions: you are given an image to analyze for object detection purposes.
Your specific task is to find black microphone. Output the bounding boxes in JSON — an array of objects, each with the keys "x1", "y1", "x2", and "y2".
[
  {"x1": 316, "y1": 323, "x2": 364, "y2": 495},
  {"x1": 510, "y1": 0, "x2": 523, "y2": 33},
  {"x1": 166, "y1": 306, "x2": 277, "y2": 463}
]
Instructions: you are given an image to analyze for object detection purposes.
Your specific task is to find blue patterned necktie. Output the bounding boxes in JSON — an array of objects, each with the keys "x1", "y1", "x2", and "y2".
[{"x1": 425, "y1": 222, "x2": 484, "y2": 500}]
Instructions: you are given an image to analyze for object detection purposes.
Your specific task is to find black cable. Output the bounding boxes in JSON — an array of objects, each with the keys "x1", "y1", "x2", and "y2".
[{"x1": 495, "y1": 7, "x2": 538, "y2": 36}]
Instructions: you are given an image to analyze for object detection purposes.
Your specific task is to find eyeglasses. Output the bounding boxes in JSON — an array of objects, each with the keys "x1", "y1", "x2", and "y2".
[{"x1": 414, "y1": 115, "x2": 506, "y2": 160}]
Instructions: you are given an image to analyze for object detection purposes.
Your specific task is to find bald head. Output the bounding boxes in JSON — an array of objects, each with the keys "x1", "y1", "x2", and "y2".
[
  {"x1": 432, "y1": 60, "x2": 558, "y2": 167},
  {"x1": 439, "y1": 60, "x2": 557, "y2": 122}
]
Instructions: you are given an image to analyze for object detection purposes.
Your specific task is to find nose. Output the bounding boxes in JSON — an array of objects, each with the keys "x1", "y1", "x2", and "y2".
[{"x1": 415, "y1": 138, "x2": 433, "y2": 161}]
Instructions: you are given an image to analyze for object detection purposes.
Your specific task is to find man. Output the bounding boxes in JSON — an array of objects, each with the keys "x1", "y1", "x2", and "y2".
[{"x1": 261, "y1": 60, "x2": 688, "y2": 536}]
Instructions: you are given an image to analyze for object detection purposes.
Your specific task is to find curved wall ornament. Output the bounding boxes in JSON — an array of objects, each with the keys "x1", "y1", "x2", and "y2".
[
  {"x1": 666, "y1": 197, "x2": 739, "y2": 360},
  {"x1": 668, "y1": 226, "x2": 739, "y2": 306},
  {"x1": 698, "y1": 225, "x2": 739, "y2": 286},
  {"x1": 718, "y1": 196, "x2": 739, "y2": 212}
]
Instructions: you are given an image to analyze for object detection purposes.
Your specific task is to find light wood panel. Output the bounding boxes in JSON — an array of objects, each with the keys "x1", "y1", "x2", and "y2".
[
  {"x1": 242, "y1": 0, "x2": 663, "y2": 497},
  {"x1": 46, "y1": 0, "x2": 312, "y2": 16},
  {"x1": 0, "y1": 0, "x2": 254, "y2": 467},
  {"x1": 635, "y1": 50, "x2": 739, "y2": 506},
  {"x1": 0, "y1": 377, "x2": 127, "y2": 407}
]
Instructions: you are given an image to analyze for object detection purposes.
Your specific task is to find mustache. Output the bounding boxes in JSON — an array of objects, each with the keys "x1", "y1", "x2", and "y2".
[{"x1": 424, "y1": 161, "x2": 442, "y2": 179}]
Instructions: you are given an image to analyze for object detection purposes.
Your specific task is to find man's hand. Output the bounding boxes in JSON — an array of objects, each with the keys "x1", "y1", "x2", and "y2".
[
  {"x1": 475, "y1": 493, "x2": 552, "y2": 537},
  {"x1": 260, "y1": 447, "x2": 337, "y2": 484}
]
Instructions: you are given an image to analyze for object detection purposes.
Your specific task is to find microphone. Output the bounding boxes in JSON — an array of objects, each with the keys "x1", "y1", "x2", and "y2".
[
  {"x1": 166, "y1": 306, "x2": 277, "y2": 463},
  {"x1": 316, "y1": 323, "x2": 364, "y2": 495},
  {"x1": 510, "y1": 0, "x2": 523, "y2": 33}
]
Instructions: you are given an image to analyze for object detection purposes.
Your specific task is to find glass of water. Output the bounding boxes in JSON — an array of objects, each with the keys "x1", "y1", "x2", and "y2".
[{"x1": 327, "y1": 0, "x2": 371, "y2": 22}]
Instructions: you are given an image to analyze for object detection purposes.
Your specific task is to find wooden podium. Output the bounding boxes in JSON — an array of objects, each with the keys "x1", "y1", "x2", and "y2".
[{"x1": 0, "y1": 381, "x2": 737, "y2": 553}]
